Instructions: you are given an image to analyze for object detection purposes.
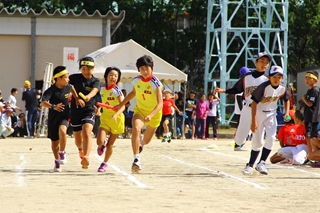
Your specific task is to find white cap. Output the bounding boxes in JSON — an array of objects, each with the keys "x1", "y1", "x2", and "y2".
[
  {"x1": 256, "y1": 51, "x2": 272, "y2": 61},
  {"x1": 163, "y1": 88, "x2": 172, "y2": 93},
  {"x1": 269, "y1": 66, "x2": 283, "y2": 76}
]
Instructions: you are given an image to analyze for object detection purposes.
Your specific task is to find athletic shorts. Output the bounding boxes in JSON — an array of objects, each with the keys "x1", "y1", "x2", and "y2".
[
  {"x1": 100, "y1": 113, "x2": 125, "y2": 135},
  {"x1": 48, "y1": 119, "x2": 69, "y2": 141},
  {"x1": 161, "y1": 114, "x2": 173, "y2": 122},
  {"x1": 71, "y1": 111, "x2": 95, "y2": 132},
  {"x1": 134, "y1": 106, "x2": 161, "y2": 128},
  {"x1": 185, "y1": 111, "x2": 195, "y2": 126},
  {"x1": 304, "y1": 122, "x2": 318, "y2": 138}
]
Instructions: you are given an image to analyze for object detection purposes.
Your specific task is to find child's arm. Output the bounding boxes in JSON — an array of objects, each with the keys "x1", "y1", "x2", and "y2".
[
  {"x1": 173, "y1": 103, "x2": 182, "y2": 115},
  {"x1": 214, "y1": 93, "x2": 220, "y2": 102},
  {"x1": 283, "y1": 100, "x2": 290, "y2": 119},
  {"x1": 112, "y1": 95, "x2": 125, "y2": 120},
  {"x1": 302, "y1": 94, "x2": 314, "y2": 107},
  {"x1": 251, "y1": 101, "x2": 258, "y2": 133},
  {"x1": 85, "y1": 88, "x2": 99, "y2": 102},
  {"x1": 71, "y1": 86, "x2": 85, "y2": 108},
  {"x1": 145, "y1": 86, "x2": 163, "y2": 121}
]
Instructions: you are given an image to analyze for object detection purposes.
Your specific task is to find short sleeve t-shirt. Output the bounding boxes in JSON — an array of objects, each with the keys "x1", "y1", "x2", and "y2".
[
  {"x1": 304, "y1": 86, "x2": 319, "y2": 123},
  {"x1": 277, "y1": 124, "x2": 307, "y2": 146},
  {"x1": 69, "y1": 73, "x2": 100, "y2": 113},
  {"x1": 42, "y1": 84, "x2": 72, "y2": 123},
  {"x1": 131, "y1": 75, "x2": 162, "y2": 113},
  {"x1": 22, "y1": 88, "x2": 39, "y2": 110},
  {"x1": 162, "y1": 98, "x2": 174, "y2": 115}
]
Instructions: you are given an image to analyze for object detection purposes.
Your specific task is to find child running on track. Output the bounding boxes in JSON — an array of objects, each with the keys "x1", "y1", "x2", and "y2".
[
  {"x1": 96, "y1": 67, "x2": 125, "y2": 172},
  {"x1": 116, "y1": 55, "x2": 163, "y2": 172},
  {"x1": 161, "y1": 88, "x2": 182, "y2": 143},
  {"x1": 244, "y1": 66, "x2": 290, "y2": 175},
  {"x1": 41, "y1": 66, "x2": 73, "y2": 172},
  {"x1": 69, "y1": 57, "x2": 100, "y2": 169},
  {"x1": 270, "y1": 110, "x2": 307, "y2": 165},
  {"x1": 215, "y1": 52, "x2": 271, "y2": 150}
]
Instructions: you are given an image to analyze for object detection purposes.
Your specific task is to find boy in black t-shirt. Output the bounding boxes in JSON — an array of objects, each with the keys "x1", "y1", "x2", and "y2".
[
  {"x1": 41, "y1": 66, "x2": 74, "y2": 172},
  {"x1": 185, "y1": 91, "x2": 197, "y2": 139},
  {"x1": 302, "y1": 70, "x2": 319, "y2": 164}
]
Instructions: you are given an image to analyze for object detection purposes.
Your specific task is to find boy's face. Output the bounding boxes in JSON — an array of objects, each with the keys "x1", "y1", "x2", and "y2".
[
  {"x1": 189, "y1": 93, "x2": 195, "y2": 99},
  {"x1": 255, "y1": 57, "x2": 270, "y2": 72},
  {"x1": 57, "y1": 74, "x2": 69, "y2": 86},
  {"x1": 305, "y1": 76, "x2": 318, "y2": 88},
  {"x1": 269, "y1": 74, "x2": 283, "y2": 86},
  {"x1": 81, "y1": 66, "x2": 94, "y2": 79},
  {"x1": 139, "y1": 65, "x2": 152, "y2": 78}
]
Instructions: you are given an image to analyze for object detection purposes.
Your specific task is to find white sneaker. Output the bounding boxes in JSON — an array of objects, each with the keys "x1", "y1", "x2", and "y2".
[
  {"x1": 54, "y1": 160, "x2": 62, "y2": 172},
  {"x1": 243, "y1": 165, "x2": 254, "y2": 175},
  {"x1": 59, "y1": 151, "x2": 67, "y2": 164},
  {"x1": 255, "y1": 160, "x2": 268, "y2": 175}
]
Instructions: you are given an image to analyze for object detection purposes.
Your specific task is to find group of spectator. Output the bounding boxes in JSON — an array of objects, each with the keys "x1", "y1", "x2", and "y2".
[{"x1": 0, "y1": 80, "x2": 41, "y2": 139}]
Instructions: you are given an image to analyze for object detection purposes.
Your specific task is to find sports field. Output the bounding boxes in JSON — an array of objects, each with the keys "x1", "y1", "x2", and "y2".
[{"x1": 0, "y1": 137, "x2": 318, "y2": 213}]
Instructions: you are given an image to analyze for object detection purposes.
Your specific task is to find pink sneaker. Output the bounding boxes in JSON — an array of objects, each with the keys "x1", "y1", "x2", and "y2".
[
  {"x1": 98, "y1": 163, "x2": 108, "y2": 172},
  {"x1": 202, "y1": 137, "x2": 208, "y2": 140},
  {"x1": 214, "y1": 137, "x2": 217, "y2": 140},
  {"x1": 97, "y1": 145, "x2": 106, "y2": 156}
]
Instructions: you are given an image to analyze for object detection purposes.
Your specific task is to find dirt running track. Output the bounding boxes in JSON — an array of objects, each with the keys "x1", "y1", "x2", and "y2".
[{"x1": 0, "y1": 137, "x2": 319, "y2": 213}]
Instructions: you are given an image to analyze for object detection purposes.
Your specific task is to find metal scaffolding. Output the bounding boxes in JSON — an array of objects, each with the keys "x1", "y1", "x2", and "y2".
[{"x1": 204, "y1": 0, "x2": 288, "y2": 125}]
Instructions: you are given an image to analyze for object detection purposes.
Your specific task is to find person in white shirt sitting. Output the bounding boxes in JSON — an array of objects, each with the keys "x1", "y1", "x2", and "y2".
[{"x1": 0, "y1": 107, "x2": 14, "y2": 138}]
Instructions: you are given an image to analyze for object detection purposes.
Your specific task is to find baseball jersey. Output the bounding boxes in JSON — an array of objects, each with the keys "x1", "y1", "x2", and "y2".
[
  {"x1": 226, "y1": 71, "x2": 268, "y2": 104},
  {"x1": 162, "y1": 98, "x2": 174, "y2": 115},
  {"x1": 100, "y1": 84, "x2": 123, "y2": 118},
  {"x1": 277, "y1": 124, "x2": 307, "y2": 146},
  {"x1": 304, "y1": 86, "x2": 319, "y2": 123},
  {"x1": 132, "y1": 75, "x2": 163, "y2": 113},
  {"x1": 251, "y1": 81, "x2": 289, "y2": 111}
]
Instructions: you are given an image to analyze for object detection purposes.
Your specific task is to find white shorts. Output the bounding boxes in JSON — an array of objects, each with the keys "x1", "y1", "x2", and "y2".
[{"x1": 277, "y1": 144, "x2": 308, "y2": 165}]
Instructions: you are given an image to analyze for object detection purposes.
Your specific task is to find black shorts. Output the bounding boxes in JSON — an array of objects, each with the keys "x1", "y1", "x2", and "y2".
[
  {"x1": 185, "y1": 111, "x2": 195, "y2": 126},
  {"x1": 48, "y1": 119, "x2": 69, "y2": 141},
  {"x1": 71, "y1": 111, "x2": 95, "y2": 132},
  {"x1": 304, "y1": 122, "x2": 318, "y2": 138},
  {"x1": 161, "y1": 114, "x2": 173, "y2": 122}
]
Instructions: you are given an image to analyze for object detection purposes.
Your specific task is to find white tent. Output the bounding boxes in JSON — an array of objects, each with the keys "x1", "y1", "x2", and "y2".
[{"x1": 87, "y1": 39, "x2": 188, "y2": 84}]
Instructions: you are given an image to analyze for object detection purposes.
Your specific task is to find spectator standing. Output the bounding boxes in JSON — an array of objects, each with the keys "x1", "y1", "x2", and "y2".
[
  {"x1": 22, "y1": 80, "x2": 41, "y2": 138},
  {"x1": 206, "y1": 92, "x2": 220, "y2": 140},
  {"x1": 195, "y1": 93, "x2": 209, "y2": 140},
  {"x1": 175, "y1": 91, "x2": 185, "y2": 139}
]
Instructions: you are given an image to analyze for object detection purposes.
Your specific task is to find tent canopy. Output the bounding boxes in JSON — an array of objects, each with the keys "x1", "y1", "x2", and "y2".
[{"x1": 87, "y1": 39, "x2": 187, "y2": 83}]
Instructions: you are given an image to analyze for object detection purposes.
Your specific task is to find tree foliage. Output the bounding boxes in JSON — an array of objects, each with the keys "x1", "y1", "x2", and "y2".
[{"x1": 1, "y1": 0, "x2": 319, "y2": 90}]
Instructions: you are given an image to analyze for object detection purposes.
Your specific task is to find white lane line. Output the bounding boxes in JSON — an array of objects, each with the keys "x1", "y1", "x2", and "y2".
[
  {"x1": 161, "y1": 155, "x2": 266, "y2": 190},
  {"x1": 15, "y1": 155, "x2": 27, "y2": 187},
  {"x1": 202, "y1": 149, "x2": 320, "y2": 177},
  {"x1": 94, "y1": 154, "x2": 148, "y2": 188}
]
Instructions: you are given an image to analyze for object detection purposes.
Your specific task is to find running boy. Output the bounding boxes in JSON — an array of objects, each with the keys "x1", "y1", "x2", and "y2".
[
  {"x1": 116, "y1": 55, "x2": 163, "y2": 172},
  {"x1": 161, "y1": 88, "x2": 182, "y2": 143},
  {"x1": 301, "y1": 70, "x2": 319, "y2": 164},
  {"x1": 96, "y1": 67, "x2": 125, "y2": 172},
  {"x1": 244, "y1": 66, "x2": 290, "y2": 175},
  {"x1": 214, "y1": 52, "x2": 271, "y2": 149},
  {"x1": 41, "y1": 66, "x2": 72, "y2": 172},
  {"x1": 69, "y1": 57, "x2": 100, "y2": 169},
  {"x1": 270, "y1": 110, "x2": 307, "y2": 165}
]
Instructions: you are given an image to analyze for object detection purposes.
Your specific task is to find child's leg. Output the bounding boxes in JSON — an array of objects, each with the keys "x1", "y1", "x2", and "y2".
[
  {"x1": 163, "y1": 119, "x2": 169, "y2": 134},
  {"x1": 73, "y1": 130, "x2": 83, "y2": 151},
  {"x1": 212, "y1": 116, "x2": 217, "y2": 138},
  {"x1": 51, "y1": 140, "x2": 60, "y2": 160},
  {"x1": 202, "y1": 119, "x2": 206, "y2": 138},
  {"x1": 97, "y1": 127, "x2": 108, "y2": 147},
  {"x1": 234, "y1": 107, "x2": 252, "y2": 146},
  {"x1": 104, "y1": 134, "x2": 118, "y2": 163},
  {"x1": 132, "y1": 114, "x2": 145, "y2": 155},
  {"x1": 205, "y1": 117, "x2": 210, "y2": 138},
  {"x1": 141, "y1": 125, "x2": 157, "y2": 145},
  {"x1": 82, "y1": 123, "x2": 94, "y2": 158},
  {"x1": 58, "y1": 124, "x2": 67, "y2": 152}
]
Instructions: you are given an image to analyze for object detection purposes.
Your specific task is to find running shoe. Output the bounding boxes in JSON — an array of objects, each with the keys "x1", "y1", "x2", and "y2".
[
  {"x1": 243, "y1": 164, "x2": 253, "y2": 175},
  {"x1": 131, "y1": 158, "x2": 141, "y2": 173},
  {"x1": 234, "y1": 145, "x2": 247, "y2": 151},
  {"x1": 161, "y1": 136, "x2": 168, "y2": 142},
  {"x1": 97, "y1": 145, "x2": 106, "y2": 156},
  {"x1": 81, "y1": 156, "x2": 89, "y2": 169},
  {"x1": 310, "y1": 161, "x2": 320, "y2": 168},
  {"x1": 97, "y1": 162, "x2": 108, "y2": 172},
  {"x1": 59, "y1": 151, "x2": 67, "y2": 164},
  {"x1": 255, "y1": 160, "x2": 268, "y2": 175},
  {"x1": 54, "y1": 160, "x2": 62, "y2": 172}
]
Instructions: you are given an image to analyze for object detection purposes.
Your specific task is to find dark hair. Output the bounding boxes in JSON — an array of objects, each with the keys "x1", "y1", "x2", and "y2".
[
  {"x1": 177, "y1": 91, "x2": 184, "y2": 100},
  {"x1": 104, "y1": 66, "x2": 121, "y2": 85},
  {"x1": 294, "y1": 110, "x2": 304, "y2": 122},
  {"x1": 136, "y1": 55, "x2": 154, "y2": 71},
  {"x1": 53, "y1": 66, "x2": 66, "y2": 76},
  {"x1": 11, "y1": 88, "x2": 18, "y2": 94},
  {"x1": 79, "y1": 56, "x2": 95, "y2": 69}
]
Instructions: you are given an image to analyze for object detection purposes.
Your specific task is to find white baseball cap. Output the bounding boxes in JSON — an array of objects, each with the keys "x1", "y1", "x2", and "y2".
[
  {"x1": 256, "y1": 51, "x2": 272, "y2": 61},
  {"x1": 269, "y1": 66, "x2": 283, "y2": 76},
  {"x1": 163, "y1": 88, "x2": 172, "y2": 93}
]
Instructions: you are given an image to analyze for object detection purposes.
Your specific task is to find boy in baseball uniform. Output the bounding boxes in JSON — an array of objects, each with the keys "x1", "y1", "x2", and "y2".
[
  {"x1": 243, "y1": 66, "x2": 290, "y2": 175},
  {"x1": 215, "y1": 52, "x2": 271, "y2": 150}
]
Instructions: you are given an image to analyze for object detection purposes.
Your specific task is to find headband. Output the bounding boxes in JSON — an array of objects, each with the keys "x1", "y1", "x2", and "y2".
[
  {"x1": 81, "y1": 61, "x2": 95, "y2": 66},
  {"x1": 305, "y1": 73, "x2": 318, "y2": 80},
  {"x1": 52, "y1": 70, "x2": 69, "y2": 84}
]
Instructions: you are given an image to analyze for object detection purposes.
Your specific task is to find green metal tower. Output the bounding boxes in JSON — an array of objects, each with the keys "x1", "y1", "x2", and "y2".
[{"x1": 204, "y1": 0, "x2": 289, "y2": 125}]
